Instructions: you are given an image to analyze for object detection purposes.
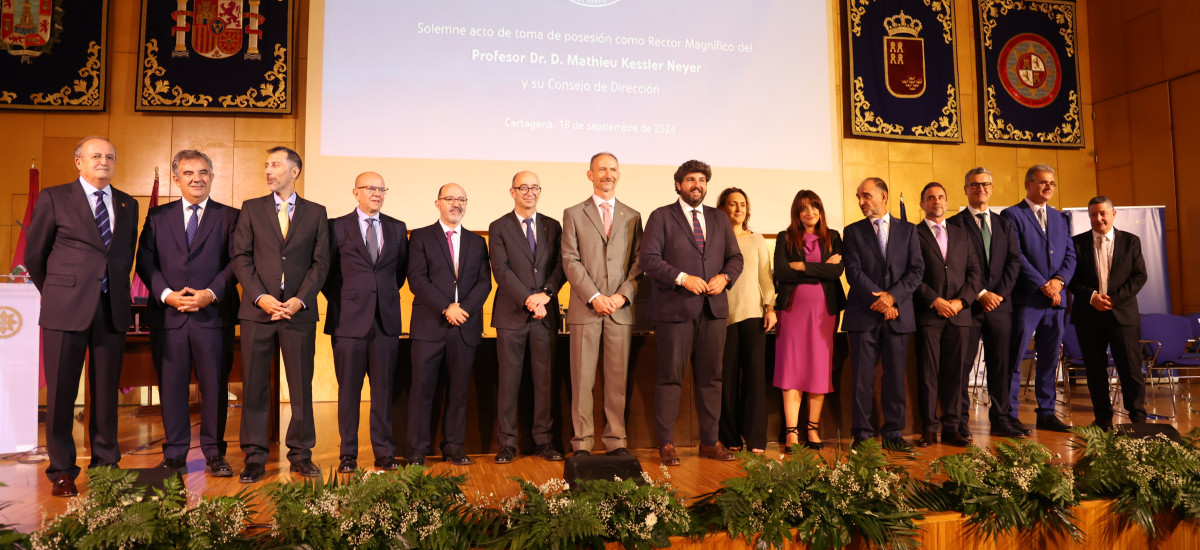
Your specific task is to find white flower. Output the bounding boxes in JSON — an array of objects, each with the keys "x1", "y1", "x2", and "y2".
[{"x1": 645, "y1": 512, "x2": 657, "y2": 528}]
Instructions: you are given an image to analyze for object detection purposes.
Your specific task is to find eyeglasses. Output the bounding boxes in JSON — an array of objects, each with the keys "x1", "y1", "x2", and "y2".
[
  {"x1": 512, "y1": 185, "x2": 542, "y2": 195},
  {"x1": 967, "y1": 181, "x2": 993, "y2": 188},
  {"x1": 1030, "y1": 180, "x2": 1057, "y2": 188},
  {"x1": 439, "y1": 196, "x2": 468, "y2": 204},
  {"x1": 356, "y1": 186, "x2": 388, "y2": 194}
]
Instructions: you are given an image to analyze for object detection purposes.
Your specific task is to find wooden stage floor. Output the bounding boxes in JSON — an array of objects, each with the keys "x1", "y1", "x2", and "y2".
[{"x1": 3, "y1": 380, "x2": 1200, "y2": 540}]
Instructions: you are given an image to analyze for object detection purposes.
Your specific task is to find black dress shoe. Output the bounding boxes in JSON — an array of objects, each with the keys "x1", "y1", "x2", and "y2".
[
  {"x1": 883, "y1": 437, "x2": 915, "y2": 452},
  {"x1": 158, "y1": 457, "x2": 188, "y2": 470},
  {"x1": 572, "y1": 449, "x2": 590, "y2": 458},
  {"x1": 494, "y1": 446, "x2": 516, "y2": 464},
  {"x1": 606, "y1": 447, "x2": 632, "y2": 456},
  {"x1": 535, "y1": 444, "x2": 564, "y2": 461},
  {"x1": 1009, "y1": 418, "x2": 1034, "y2": 436},
  {"x1": 374, "y1": 456, "x2": 400, "y2": 470},
  {"x1": 407, "y1": 453, "x2": 426, "y2": 466},
  {"x1": 51, "y1": 474, "x2": 78, "y2": 497},
  {"x1": 338, "y1": 456, "x2": 357, "y2": 473},
  {"x1": 916, "y1": 431, "x2": 937, "y2": 448},
  {"x1": 290, "y1": 459, "x2": 320, "y2": 477},
  {"x1": 445, "y1": 449, "x2": 471, "y2": 466},
  {"x1": 942, "y1": 432, "x2": 971, "y2": 447},
  {"x1": 1090, "y1": 420, "x2": 1114, "y2": 431},
  {"x1": 851, "y1": 437, "x2": 871, "y2": 450},
  {"x1": 1036, "y1": 414, "x2": 1072, "y2": 433},
  {"x1": 990, "y1": 422, "x2": 1025, "y2": 438},
  {"x1": 959, "y1": 428, "x2": 974, "y2": 443},
  {"x1": 239, "y1": 463, "x2": 266, "y2": 484},
  {"x1": 205, "y1": 456, "x2": 232, "y2": 477}
]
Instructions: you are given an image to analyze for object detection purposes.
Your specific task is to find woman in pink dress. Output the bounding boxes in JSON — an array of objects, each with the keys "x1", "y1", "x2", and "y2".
[{"x1": 773, "y1": 190, "x2": 845, "y2": 450}]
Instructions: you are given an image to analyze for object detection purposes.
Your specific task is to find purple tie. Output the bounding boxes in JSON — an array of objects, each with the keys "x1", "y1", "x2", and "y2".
[
  {"x1": 446, "y1": 230, "x2": 456, "y2": 273},
  {"x1": 934, "y1": 224, "x2": 948, "y2": 261},
  {"x1": 691, "y1": 209, "x2": 705, "y2": 253},
  {"x1": 94, "y1": 190, "x2": 110, "y2": 292},
  {"x1": 524, "y1": 218, "x2": 536, "y2": 253}
]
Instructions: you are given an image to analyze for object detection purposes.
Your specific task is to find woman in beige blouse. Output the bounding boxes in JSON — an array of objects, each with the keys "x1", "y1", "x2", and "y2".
[{"x1": 716, "y1": 187, "x2": 777, "y2": 454}]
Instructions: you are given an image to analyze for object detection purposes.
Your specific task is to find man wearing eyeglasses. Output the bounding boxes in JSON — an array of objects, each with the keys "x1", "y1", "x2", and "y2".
[
  {"x1": 322, "y1": 172, "x2": 408, "y2": 473},
  {"x1": 406, "y1": 183, "x2": 492, "y2": 466},
  {"x1": 1001, "y1": 164, "x2": 1076, "y2": 433},
  {"x1": 488, "y1": 171, "x2": 566, "y2": 464}
]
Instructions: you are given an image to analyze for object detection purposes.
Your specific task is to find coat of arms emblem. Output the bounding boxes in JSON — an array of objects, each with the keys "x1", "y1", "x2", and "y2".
[
  {"x1": 168, "y1": 0, "x2": 265, "y2": 60},
  {"x1": 1, "y1": 0, "x2": 63, "y2": 63},
  {"x1": 883, "y1": 11, "x2": 925, "y2": 99}
]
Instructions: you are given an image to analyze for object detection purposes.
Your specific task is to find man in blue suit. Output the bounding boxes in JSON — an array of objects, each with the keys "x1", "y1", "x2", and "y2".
[
  {"x1": 843, "y1": 177, "x2": 924, "y2": 450},
  {"x1": 1001, "y1": 164, "x2": 1076, "y2": 432}
]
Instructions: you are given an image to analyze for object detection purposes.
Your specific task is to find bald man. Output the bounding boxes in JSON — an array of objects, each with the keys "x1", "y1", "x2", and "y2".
[{"x1": 323, "y1": 172, "x2": 409, "y2": 472}]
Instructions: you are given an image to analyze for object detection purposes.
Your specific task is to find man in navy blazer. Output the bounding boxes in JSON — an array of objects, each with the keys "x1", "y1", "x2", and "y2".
[
  {"x1": 26, "y1": 137, "x2": 139, "y2": 497},
  {"x1": 406, "y1": 183, "x2": 492, "y2": 466},
  {"x1": 946, "y1": 167, "x2": 1026, "y2": 439},
  {"x1": 913, "y1": 182, "x2": 981, "y2": 448},
  {"x1": 1001, "y1": 164, "x2": 1076, "y2": 432},
  {"x1": 323, "y1": 172, "x2": 408, "y2": 473},
  {"x1": 135, "y1": 150, "x2": 239, "y2": 477},
  {"x1": 231, "y1": 147, "x2": 331, "y2": 482},
  {"x1": 843, "y1": 177, "x2": 924, "y2": 450},
  {"x1": 640, "y1": 160, "x2": 743, "y2": 465},
  {"x1": 1068, "y1": 196, "x2": 1148, "y2": 428},
  {"x1": 489, "y1": 171, "x2": 566, "y2": 464}
]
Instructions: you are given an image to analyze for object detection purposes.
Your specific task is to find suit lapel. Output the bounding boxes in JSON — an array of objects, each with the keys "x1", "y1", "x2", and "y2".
[
  {"x1": 111, "y1": 191, "x2": 135, "y2": 246},
  {"x1": 167, "y1": 201, "x2": 189, "y2": 254},
  {"x1": 67, "y1": 181, "x2": 107, "y2": 250},
  {"x1": 267, "y1": 196, "x2": 286, "y2": 243},
  {"x1": 509, "y1": 213, "x2": 534, "y2": 262},
  {"x1": 581, "y1": 199, "x2": 608, "y2": 243},
  {"x1": 1020, "y1": 203, "x2": 1048, "y2": 242},
  {"x1": 534, "y1": 215, "x2": 550, "y2": 265},
  {"x1": 346, "y1": 214, "x2": 374, "y2": 264},
  {"x1": 190, "y1": 201, "x2": 222, "y2": 255},
  {"x1": 436, "y1": 223, "x2": 457, "y2": 274}
]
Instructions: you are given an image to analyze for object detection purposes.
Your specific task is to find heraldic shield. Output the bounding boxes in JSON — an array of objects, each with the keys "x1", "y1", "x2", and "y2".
[
  {"x1": 1, "y1": 0, "x2": 55, "y2": 54},
  {"x1": 883, "y1": 11, "x2": 925, "y2": 98},
  {"x1": 169, "y1": 0, "x2": 265, "y2": 60}
]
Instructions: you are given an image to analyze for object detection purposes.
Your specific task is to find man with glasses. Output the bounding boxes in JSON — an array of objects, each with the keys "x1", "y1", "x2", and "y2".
[
  {"x1": 323, "y1": 172, "x2": 408, "y2": 472},
  {"x1": 947, "y1": 167, "x2": 1026, "y2": 439},
  {"x1": 488, "y1": 171, "x2": 566, "y2": 464},
  {"x1": 406, "y1": 183, "x2": 491, "y2": 465},
  {"x1": 1001, "y1": 164, "x2": 1076, "y2": 432}
]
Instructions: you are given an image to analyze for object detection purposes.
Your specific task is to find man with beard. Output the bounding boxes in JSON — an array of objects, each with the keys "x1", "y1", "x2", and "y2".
[{"x1": 639, "y1": 159, "x2": 743, "y2": 465}]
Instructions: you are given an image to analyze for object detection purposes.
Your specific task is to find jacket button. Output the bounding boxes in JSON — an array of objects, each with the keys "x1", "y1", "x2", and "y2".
[
  {"x1": 282, "y1": 256, "x2": 287, "y2": 260},
  {"x1": 533, "y1": 268, "x2": 539, "y2": 273}
]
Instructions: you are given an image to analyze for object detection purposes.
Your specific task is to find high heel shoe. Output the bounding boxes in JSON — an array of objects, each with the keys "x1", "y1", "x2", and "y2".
[
  {"x1": 804, "y1": 421, "x2": 825, "y2": 450},
  {"x1": 782, "y1": 426, "x2": 801, "y2": 454}
]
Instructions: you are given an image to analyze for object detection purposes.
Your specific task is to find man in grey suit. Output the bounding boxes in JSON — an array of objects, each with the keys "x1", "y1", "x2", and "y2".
[
  {"x1": 489, "y1": 170, "x2": 566, "y2": 464},
  {"x1": 560, "y1": 152, "x2": 643, "y2": 457},
  {"x1": 231, "y1": 146, "x2": 330, "y2": 482}
]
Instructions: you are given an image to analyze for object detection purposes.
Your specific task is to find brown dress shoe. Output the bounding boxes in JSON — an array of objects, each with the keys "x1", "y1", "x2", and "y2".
[
  {"x1": 659, "y1": 444, "x2": 680, "y2": 466},
  {"x1": 699, "y1": 442, "x2": 737, "y2": 461},
  {"x1": 917, "y1": 431, "x2": 937, "y2": 448},
  {"x1": 51, "y1": 474, "x2": 78, "y2": 497}
]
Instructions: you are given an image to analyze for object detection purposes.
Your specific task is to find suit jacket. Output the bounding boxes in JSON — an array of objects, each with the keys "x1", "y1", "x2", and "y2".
[
  {"x1": 560, "y1": 197, "x2": 643, "y2": 325},
  {"x1": 407, "y1": 221, "x2": 492, "y2": 345},
  {"x1": 914, "y1": 221, "x2": 982, "y2": 326},
  {"x1": 489, "y1": 211, "x2": 566, "y2": 330},
  {"x1": 947, "y1": 209, "x2": 1021, "y2": 317},
  {"x1": 1068, "y1": 229, "x2": 1147, "y2": 327},
  {"x1": 1001, "y1": 201, "x2": 1076, "y2": 309},
  {"x1": 842, "y1": 216, "x2": 924, "y2": 334},
  {"x1": 640, "y1": 203, "x2": 743, "y2": 322},
  {"x1": 135, "y1": 199, "x2": 239, "y2": 330},
  {"x1": 231, "y1": 194, "x2": 330, "y2": 324},
  {"x1": 322, "y1": 210, "x2": 408, "y2": 337},
  {"x1": 773, "y1": 230, "x2": 846, "y2": 316},
  {"x1": 26, "y1": 180, "x2": 139, "y2": 331}
]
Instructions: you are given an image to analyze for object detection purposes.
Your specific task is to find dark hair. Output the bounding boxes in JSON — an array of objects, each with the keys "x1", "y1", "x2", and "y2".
[
  {"x1": 1088, "y1": 195, "x2": 1114, "y2": 209},
  {"x1": 963, "y1": 166, "x2": 992, "y2": 186},
  {"x1": 786, "y1": 190, "x2": 831, "y2": 255},
  {"x1": 716, "y1": 187, "x2": 750, "y2": 231},
  {"x1": 863, "y1": 177, "x2": 888, "y2": 195},
  {"x1": 589, "y1": 152, "x2": 618, "y2": 170},
  {"x1": 673, "y1": 159, "x2": 711, "y2": 184},
  {"x1": 920, "y1": 181, "x2": 947, "y2": 202},
  {"x1": 171, "y1": 149, "x2": 213, "y2": 178},
  {"x1": 267, "y1": 146, "x2": 303, "y2": 173}
]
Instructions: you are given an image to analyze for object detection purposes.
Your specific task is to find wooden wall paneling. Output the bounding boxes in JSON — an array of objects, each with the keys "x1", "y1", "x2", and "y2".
[
  {"x1": 1128, "y1": 83, "x2": 1177, "y2": 230},
  {"x1": 1170, "y1": 72, "x2": 1200, "y2": 313},
  {"x1": 1095, "y1": 95, "x2": 1132, "y2": 170},
  {"x1": 1122, "y1": 10, "x2": 1166, "y2": 92},
  {"x1": 1055, "y1": 148, "x2": 1101, "y2": 209},
  {"x1": 1095, "y1": 165, "x2": 1136, "y2": 208},
  {"x1": 1087, "y1": 0, "x2": 1128, "y2": 102},
  {"x1": 1160, "y1": 0, "x2": 1200, "y2": 80}
]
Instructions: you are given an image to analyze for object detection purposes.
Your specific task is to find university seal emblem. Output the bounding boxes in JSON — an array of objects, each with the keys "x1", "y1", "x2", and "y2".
[{"x1": 998, "y1": 33, "x2": 1060, "y2": 108}]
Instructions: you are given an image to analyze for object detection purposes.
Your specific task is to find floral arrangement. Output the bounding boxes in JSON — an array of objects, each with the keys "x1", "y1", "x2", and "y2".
[
  {"x1": 1071, "y1": 425, "x2": 1200, "y2": 538},
  {"x1": 28, "y1": 466, "x2": 252, "y2": 550},
  {"x1": 689, "y1": 442, "x2": 921, "y2": 550},
  {"x1": 0, "y1": 483, "x2": 31, "y2": 549},
  {"x1": 483, "y1": 468, "x2": 693, "y2": 549},
  {"x1": 909, "y1": 439, "x2": 1082, "y2": 543}
]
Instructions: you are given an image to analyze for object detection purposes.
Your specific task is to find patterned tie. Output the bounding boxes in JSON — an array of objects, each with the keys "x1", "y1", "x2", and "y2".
[
  {"x1": 599, "y1": 202, "x2": 612, "y2": 237},
  {"x1": 446, "y1": 230, "x2": 457, "y2": 275},
  {"x1": 691, "y1": 209, "x2": 705, "y2": 253},
  {"x1": 1036, "y1": 207, "x2": 1047, "y2": 233},
  {"x1": 934, "y1": 223, "x2": 948, "y2": 261},
  {"x1": 524, "y1": 217, "x2": 536, "y2": 253},
  {"x1": 186, "y1": 204, "x2": 200, "y2": 249},
  {"x1": 93, "y1": 190, "x2": 110, "y2": 292},
  {"x1": 365, "y1": 218, "x2": 380, "y2": 263},
  {"x1": 976, "y1": 212, "x2": 991, "y2": 263},
  {"x1": 1096, "y1": 233, "x2": 1110, "y2": 295},
  {"x1": 277, "y1": 201, "x2": 290, "y2": 240},
  {"x1": 874, "y1": 218, "x2": 887, "y2": 260}
]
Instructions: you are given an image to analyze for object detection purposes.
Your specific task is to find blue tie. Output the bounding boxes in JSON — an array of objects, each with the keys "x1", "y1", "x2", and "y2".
[
  {"x1": 874, "y1": 218, "x2": 886, "y2": 260},
  {"x1": 524, "y1": 218, "x2": 536, "y2": 254},
  {"x1": 186, "y1": 204, "x2": 200, "y2": 249},
  {"x1": 691, "y1": 209, "x2": 705, "y2": 253},
  {"x1": 94, "y1": 190, "x2": 111, "y2": 292}
]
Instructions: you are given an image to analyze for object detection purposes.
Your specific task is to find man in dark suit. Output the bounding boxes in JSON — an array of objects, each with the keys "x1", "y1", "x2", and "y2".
[
  {"x1": 947, "y1": 167, "x2": 1026, "y2": 439},
  {"x1": 913, "y1": 182, "x2": 981, "y2": 448},
  {"x1": 1068, "y1": 196, "x2": 1148, "y2": 428},
  {"x1": 640, "y1": 160, "x2": 743, "y2": 465},
  {"x1": 489, "y1": 171, "x2": 566, "y2": 464},
  {"x1": 561, "y1": 152, "x2": 642, "y2": 457},
  {"x1": 323, "y1": 172, "x2": 408, "y2": 473},
  {"x1": 843, "y1": 177, "x2": 924, "y2": 451},
  {"x1": 27, "y1": 137, "x2": 139, "y2": 497},
  {"x1": 406, "y1": 183, "x2": 492, "y2": 466},
  {"x1": 135, "y1": 149, "x2": 239, "y2": 477},
  {"x1": 231, "y1": 146, "x2": 330, "y2": 482},
  {"x1": 1001, "y1": 164, "x2": 1076, "y2": 432}
]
